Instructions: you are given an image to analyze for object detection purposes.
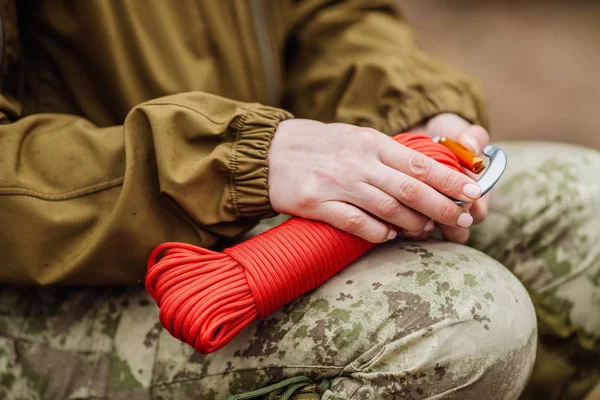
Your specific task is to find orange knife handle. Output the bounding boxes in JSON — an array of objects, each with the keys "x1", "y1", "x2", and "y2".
[{"x1": 438, "y1": 137, "x2": 485, "y2": 174}]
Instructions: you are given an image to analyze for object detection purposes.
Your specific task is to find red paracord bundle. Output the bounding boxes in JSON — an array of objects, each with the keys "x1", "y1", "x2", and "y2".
[{"x1": 146, "y1": 133, "x2": 462, "y2": 353}]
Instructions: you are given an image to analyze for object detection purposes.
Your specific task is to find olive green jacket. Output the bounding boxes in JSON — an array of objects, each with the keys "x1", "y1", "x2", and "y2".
[{"x1": 0, "y1": 0, "x2": 487, "y2": 284}]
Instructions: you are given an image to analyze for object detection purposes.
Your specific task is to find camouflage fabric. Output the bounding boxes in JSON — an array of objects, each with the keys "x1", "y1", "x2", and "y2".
[
  {"x1": 0, "y1": 242, "x2": 536, "y2": 400},
  {"x1": 469, "y1": 141, "x2": 600, "y2": 400},
  {"x1": 0, "y1": 141, "x2": 597, "y2": 400}
]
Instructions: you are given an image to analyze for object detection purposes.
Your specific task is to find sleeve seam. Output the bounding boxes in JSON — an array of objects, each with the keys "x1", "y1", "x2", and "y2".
[{"x1": 142, "y1": 102, "x2": 229, "y2": 126}]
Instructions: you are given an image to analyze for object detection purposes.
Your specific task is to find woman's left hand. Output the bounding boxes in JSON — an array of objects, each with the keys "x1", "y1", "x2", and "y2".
[{"x1": 404, "y1": 113, "x2": 491, "y2": 243}]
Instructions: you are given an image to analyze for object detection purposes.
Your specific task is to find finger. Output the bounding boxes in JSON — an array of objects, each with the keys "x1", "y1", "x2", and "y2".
[
  {"x1": 439, "y1": 224, "x2": 470, "y2": 244},
  {"x1": 402, "y1": 228, "x2": 434, "y2": 241},
  {"x1": 346, "y1": 182, "x2": 431, "y2": 232},
  {"x1": 471, "y1": 195, "x2": 490, "y2": 224},
  {"x1": 426, "y1": 113, "x2": 470, "y2": 138},
  {"x1": 457, "y1": 125, "x2": 490, "y2": 155},
  {"x1": 378, "y1": 137, "x2": 481, "y2": 203},
  {"x1": 368, "y1": 164, "x2": 475, "y2": 228},
  {"x1": 314, "y1": 201, "x2": 395, "y2": 243}
]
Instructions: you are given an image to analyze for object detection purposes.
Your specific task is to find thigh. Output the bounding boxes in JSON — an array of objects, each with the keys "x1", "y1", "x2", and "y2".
[
  {"x1": 0, "y1": 241, "x2": 536, "y2": 400},
  {"x1": 0, "y1": 285, "x2": 157, "y2": 399},
  {"x1": 469, "y1": 141, "x2": 600, "y2": 399},
  {"x1": 155, "y1": 241, "x2": 536, "y2": 400}
]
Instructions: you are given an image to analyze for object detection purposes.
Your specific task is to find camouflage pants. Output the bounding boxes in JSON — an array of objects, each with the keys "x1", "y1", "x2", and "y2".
[{"x1": 0, "y1": 142, "x2": 598, "y2": 399}]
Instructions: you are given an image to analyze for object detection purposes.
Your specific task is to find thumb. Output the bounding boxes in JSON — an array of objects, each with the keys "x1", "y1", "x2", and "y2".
[{"x1": 457, "y1": 125, "x2": 489, "y2": 155}]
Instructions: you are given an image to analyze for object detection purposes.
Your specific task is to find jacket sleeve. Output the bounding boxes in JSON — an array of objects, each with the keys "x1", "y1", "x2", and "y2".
[
  {"x1": 0, "y1": 9, "x2": 291, "y2": 285},
  {"x1": 0, "y1": 93, "x2": 291, "y2": 285},
  {"x1": 283, "y1": 0, "x2": 488, "y2": 135}
]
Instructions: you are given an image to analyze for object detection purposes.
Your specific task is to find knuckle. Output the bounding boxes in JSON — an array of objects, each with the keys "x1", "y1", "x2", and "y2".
[
  {"x1": 352, "y1": 128, "x2": 379, "y2": 148},
  {"x1": 357, "y1": 127, "x2": 379, "y2": 139},
  {"x1": 440, "y1": 172, "x2": 463, "y2": 195},
  {"x1": 297, "y1": 187, "x2": 320, "y2": 208},
  {"x1": 438, "y1": 203, "x2": 458, "y2": 224},
  {"x1": 379, "y1": 198, "x2": 399, "y2": 218},
  {"x1": 408, "y1": 154, "x2": 430, "y2": 177},
  {"x1": 397, "y1": 180, "x2": 419, "y2": 203},
  {"x1": 342, "y1": 214, "x2": 365, "y2": 233},
  {"x1": 298, "y1": 176, "x2": 323, "y2": 208}
]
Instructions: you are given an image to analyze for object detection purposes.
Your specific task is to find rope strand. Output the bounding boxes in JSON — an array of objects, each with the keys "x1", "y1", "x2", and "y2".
[{"x1": 146, "y1": 133, "x2": 462, "y2": 353}]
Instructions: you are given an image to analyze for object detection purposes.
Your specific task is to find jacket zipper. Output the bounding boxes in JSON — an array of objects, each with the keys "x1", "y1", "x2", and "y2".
[{"x1": 249, "y1": 0, "x2": 278, "y2": 106}]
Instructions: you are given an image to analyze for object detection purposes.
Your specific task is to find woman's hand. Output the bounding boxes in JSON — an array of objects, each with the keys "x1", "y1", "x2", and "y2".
[
  {"x1": 267, "y1": 119, "x2": 482, "y2": 243},
  {"x1": 412, "y1": 113, "x2": 491, "y2": 243}
]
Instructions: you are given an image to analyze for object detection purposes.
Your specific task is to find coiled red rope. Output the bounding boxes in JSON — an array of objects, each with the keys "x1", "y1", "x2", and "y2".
[{"x1": 146, "y1": 133, "x2": 462, "y2": 353}]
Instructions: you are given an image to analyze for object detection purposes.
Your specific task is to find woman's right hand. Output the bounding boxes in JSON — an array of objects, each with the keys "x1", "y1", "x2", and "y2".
[{"x1": 267, "y1": 119, "x2": 481, "y2": 243}]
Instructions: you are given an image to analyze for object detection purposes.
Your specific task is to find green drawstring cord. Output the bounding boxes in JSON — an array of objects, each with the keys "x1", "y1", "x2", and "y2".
[{"x1": 229, "y1": 375, "x2": 330, "y2": 400}]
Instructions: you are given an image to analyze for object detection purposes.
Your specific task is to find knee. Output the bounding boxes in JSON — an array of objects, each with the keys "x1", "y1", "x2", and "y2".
[
  {"x1": 362, "y1": 241, "x2": 538, "y2": 350},
  {"x1": 326, "y1": 241, "x2": 537, "y2": 399},
  {"x1": 435, "y1": 242, "x2": 538, "y2": 398}
]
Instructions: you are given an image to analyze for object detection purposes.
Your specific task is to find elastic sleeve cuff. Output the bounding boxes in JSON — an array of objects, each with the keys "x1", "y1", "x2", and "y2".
[{"x1": 229, "y1": 104, "x2": 293, "y2": 219}]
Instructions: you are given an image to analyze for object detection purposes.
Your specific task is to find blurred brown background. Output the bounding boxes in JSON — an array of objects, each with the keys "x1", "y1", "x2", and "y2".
[{"x1": 399, "y1": 0, "x2": 600, "y2": 150}]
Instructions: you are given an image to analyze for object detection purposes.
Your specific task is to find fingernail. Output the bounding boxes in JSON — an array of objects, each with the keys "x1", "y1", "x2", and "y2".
[
  {"x1": 403, "y1": 230, "x2": 422, "y2": 238},
  {"x1": 463, "y1": 183, "x2": 481, "y2": 199},
  {"x1": 460, "y1": 136, "x2": 480, "y2": 155},
  {"x1": 387, "y1": 230, "x2": 398, "y2": 241},
  {"x1": 457, "y1": 213, "x2": 473, "y2": 228},
  {"x1": 424, "y1": 220, "x2": 435, "y2": 232}
]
